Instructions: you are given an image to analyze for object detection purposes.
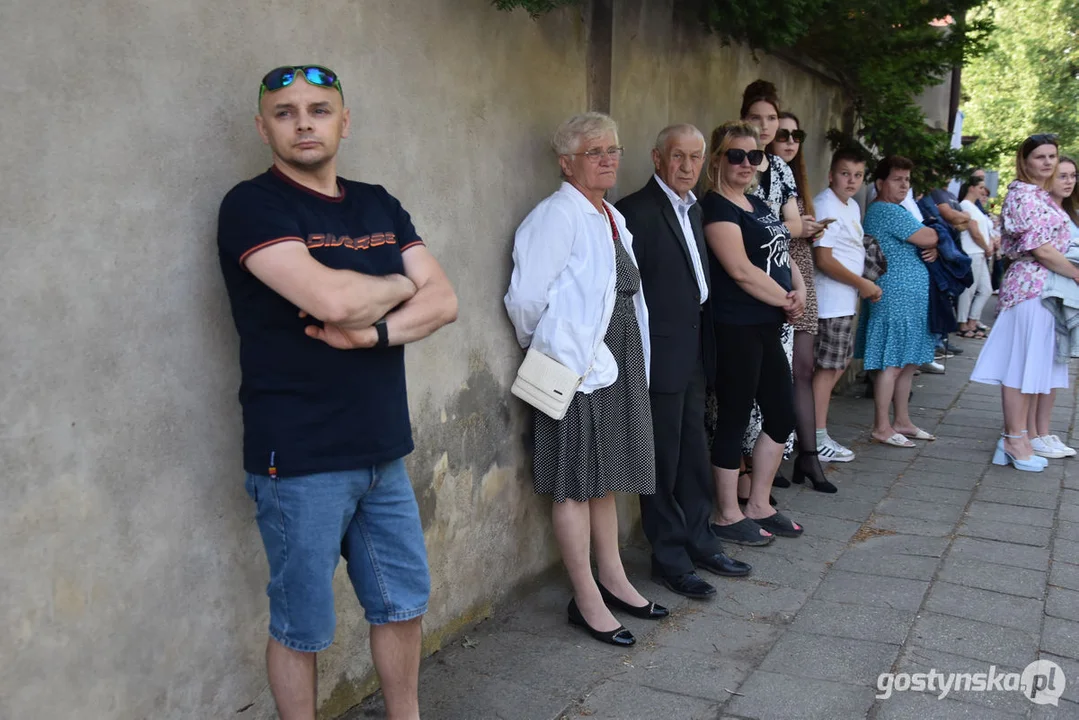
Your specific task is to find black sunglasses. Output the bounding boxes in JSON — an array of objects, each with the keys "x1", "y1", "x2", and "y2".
[
  {"x1": 775, "y1": 129, "x2": 806, "y2": 143},
  {"x1": 259, "y1": 65, "x2": 343, "y2": 102},
  {"x1": 725, "y1": 148, "x2": 765, "y2": 166}
]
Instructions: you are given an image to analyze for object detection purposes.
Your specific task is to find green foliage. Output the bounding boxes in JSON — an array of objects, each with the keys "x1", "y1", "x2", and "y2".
[
  {"x1": 492, "y1": 0, "x2": 1005, "y2": 189},
  {"x1": 696, "y1": 0, "x2": 826, "y2": 51},
  {"x1": 962, "y1": 0, "x2": 1079, "y2": 185},
  {"x1": 491, "y1": 0, "x2": 580, "y2": 17}
]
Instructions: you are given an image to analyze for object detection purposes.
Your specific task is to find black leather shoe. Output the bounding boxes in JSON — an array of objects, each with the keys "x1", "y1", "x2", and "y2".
[
  {"x1": 694, "y1": 552, "x2": 752, "y2": 578},
  {"x1": 567, "y1": 599, "x2": 636, "y2": 646},
  {"x1": 651, "y1": 570, "x2": 716, "y2": 599},
  {"x1": 598, "y1": 582, "x2": 669, "y2": 619}
]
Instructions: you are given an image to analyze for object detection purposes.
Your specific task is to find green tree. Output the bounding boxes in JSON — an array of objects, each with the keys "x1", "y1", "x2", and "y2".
[
  {"x1": 962, "y1": 0, "x2": 1079, "y2": 182},
  {"x1": 494, "y1": 0, "x2": 1000, "y2": 190}
]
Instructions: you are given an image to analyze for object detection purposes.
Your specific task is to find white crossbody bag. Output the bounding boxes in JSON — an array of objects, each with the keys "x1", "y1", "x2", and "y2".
[{"x1": 510, "y1": 347, "x2": 588, "y2": 421}]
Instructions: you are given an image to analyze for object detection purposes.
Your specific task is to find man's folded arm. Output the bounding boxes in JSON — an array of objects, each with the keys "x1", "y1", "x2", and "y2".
[{"x1": 244, "y1": 241, "x2": 416, "y2": 328}]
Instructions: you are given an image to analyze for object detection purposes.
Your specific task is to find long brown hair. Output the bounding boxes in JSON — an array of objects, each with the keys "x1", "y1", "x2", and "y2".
[
  {"x1": 1015, "y1": 134, "x2": 1059, "y2": 190},
  {"x1": 767, "y1": 111, "x2": 815, "y2": 217},
  {"x1": 702, "y1": 122, "x2": 760, "y2": 195},
  {"x1": 1058, "y1": 155, "x2": 1079, "y2": 226}
]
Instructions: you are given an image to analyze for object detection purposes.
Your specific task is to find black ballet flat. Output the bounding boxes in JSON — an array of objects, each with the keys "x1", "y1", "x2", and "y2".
[
  {"x1": 567, "y1": 599, "x2": 636, "y2": 646},
  {"x1": 598, "y1": 582, "x2": 669, "y2": 620}
]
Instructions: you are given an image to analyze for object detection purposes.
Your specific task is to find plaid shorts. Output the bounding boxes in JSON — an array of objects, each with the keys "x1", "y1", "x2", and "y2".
[{"x1": 815, "y1": 315, "x2": 855, "y2": 370}]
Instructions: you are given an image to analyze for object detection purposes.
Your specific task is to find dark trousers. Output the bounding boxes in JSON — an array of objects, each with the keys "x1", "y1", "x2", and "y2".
[
  {"x1": 710, "y1": 322, "x2": 795, "y2": 470},
  {"x1": 641, "y1": 348, "x2": 720, "y2": 577}
]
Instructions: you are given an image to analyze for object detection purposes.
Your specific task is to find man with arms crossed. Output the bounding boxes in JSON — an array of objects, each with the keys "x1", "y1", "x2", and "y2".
[
  {"x1": 217, "y1": 65, "x2": 457, "y2": 720},
  {"x1": 616, "y1": 125, "x2": 751, "y2": 599},
  {"x1": 812, "y1": 149, "x2": 876, "y2": 463}
]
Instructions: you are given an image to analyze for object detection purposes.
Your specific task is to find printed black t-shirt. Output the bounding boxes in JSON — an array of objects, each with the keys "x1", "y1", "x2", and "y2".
[
  {"x1": 217, "y1": 166, "x2": 424, "y2": 477},
  {"x1": 700, "y1": 191, "x2": 792, "y2": 325}
]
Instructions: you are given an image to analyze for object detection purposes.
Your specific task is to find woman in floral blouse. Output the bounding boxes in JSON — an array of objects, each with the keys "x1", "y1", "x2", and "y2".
[{"x1": 972, "y1": 135, "x2": 1076, "y2": 472}]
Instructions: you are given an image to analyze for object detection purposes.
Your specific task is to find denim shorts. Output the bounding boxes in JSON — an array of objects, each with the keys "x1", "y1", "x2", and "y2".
[{"x1": 245, "y1": 459, "x2": 430, "y2": 653}]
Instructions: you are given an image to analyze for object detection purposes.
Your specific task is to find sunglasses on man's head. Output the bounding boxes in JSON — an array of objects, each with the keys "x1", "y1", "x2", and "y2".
[
  {"x1": 259, "y1": 65, "x2": 343, "y2": 102},
  {"x1": 775, "y1": 129, "x2": 806, "y2": 143},
  {"x1": 725, "y1": 148, "x2": 765, "y2": 166}
]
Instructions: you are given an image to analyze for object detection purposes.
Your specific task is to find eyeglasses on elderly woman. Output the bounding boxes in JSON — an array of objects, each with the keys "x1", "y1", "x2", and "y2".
[{"x1": 569, "y1": 146, "x2": 625, "y2": 162}]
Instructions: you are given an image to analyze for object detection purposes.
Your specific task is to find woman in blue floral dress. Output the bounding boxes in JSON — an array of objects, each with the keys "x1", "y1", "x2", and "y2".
[{"x1": 861, "y1": 156, "x2": 941, "y2": 447}]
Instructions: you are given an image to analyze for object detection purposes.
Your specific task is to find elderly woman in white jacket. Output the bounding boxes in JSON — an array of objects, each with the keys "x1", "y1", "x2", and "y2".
[{"x1": 505, "y1": 112, "x2": 663, "y2": 647}]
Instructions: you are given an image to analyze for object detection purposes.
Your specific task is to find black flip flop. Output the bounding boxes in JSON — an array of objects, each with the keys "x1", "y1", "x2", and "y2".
[
  {"x1": 710, "y1": 518, "x2": 775, "y2": 546},
  {"x1": 753, "y1": 512, "x2": 803, "y2": 538}
]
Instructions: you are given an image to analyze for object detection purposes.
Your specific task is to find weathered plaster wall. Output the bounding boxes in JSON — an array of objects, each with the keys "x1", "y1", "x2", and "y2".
[
  {"x1": 1, "y1": 1, "x2": 845, "y2": 718},
  {"x1": 609, "y1": 0, "x2": 846, "y2": 203}
]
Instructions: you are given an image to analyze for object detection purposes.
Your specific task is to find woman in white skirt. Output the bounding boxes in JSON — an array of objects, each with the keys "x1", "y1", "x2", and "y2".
[{"x1": 971, "y1": 135, "x2": 1076, "y2": 471}]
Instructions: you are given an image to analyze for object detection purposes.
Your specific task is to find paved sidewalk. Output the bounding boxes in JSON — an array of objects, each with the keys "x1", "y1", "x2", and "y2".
[{"x1": 348, "y1": 338, "x2": 1079, "y2": 719}]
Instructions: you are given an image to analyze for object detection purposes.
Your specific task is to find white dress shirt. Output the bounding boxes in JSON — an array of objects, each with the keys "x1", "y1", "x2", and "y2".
[
  {"x1": 504, "y1": 182, "x2": 651, "y2": 393},
  {"x1": 653, "y1": 174, "x2": 709, "y2": 303}
]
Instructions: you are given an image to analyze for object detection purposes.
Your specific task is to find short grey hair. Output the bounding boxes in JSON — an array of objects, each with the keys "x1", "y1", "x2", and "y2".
[
  {"x1": 654, "y1": 124, "x2": 706, "y2": 155},
  {"x1": 552, "y1": 112, "x2": 619, "y2": 155}
]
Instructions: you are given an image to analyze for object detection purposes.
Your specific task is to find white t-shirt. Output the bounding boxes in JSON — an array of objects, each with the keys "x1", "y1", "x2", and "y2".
[
  {"x1": 812, "y1": 187, "x2": 865, "y2": 319},
  {"x1": 959, "y1": 199, "x2": 991, "y2": 256}
]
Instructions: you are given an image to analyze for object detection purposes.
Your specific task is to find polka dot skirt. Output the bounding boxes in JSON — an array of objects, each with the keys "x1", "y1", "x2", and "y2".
[{"x1": 532, "y1": 236, "x2": 656, "y2": 502}]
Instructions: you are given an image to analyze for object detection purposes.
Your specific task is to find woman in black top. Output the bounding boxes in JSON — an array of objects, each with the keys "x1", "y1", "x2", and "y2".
[{"x1": 702, "y1": 121, "x2": 805, "y2": 545}]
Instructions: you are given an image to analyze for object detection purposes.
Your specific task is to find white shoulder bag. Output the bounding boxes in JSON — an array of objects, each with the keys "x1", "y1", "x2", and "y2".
[{"x1": 510, "y1": 347, "x2": 586, "y2": 421}]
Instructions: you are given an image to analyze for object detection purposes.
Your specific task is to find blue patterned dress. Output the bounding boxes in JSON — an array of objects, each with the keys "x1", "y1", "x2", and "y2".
[{"x1": 859, "y1": 201, "x2": 936, "y2": 370}]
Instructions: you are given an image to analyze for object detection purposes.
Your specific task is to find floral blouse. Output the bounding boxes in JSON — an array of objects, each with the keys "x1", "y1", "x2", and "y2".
[
  {"x1": 751, "y1": 153, "x2": 798, "y2": 218},
  {"x1": 998, "y1": 181, "x2": 1070, "y2": 312}
]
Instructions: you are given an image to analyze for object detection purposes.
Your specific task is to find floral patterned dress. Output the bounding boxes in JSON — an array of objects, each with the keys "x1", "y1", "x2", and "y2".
[{"x1": 998, "y1": 181, "x2": 1071, "y2": 311}]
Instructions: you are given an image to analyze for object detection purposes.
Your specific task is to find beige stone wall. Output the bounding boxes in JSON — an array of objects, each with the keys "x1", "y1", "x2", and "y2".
[{"x1": 0, "y1": 1, "x2": 843, "y2": 718}]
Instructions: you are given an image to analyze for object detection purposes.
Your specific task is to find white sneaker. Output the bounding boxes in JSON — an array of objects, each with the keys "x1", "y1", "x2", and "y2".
[
  {"x1": 818, "y1": 436, "x2": 855, "y2": 463},
  {"x1": 1031, "y1": 435, "x2": 1068, "y2": 459},
  {"x1": 920, "y1": 361, "x2": 946, "y2": 374},
  {"x1": 1047, "y1": 435, "x2": 1077, "y2": 458}
]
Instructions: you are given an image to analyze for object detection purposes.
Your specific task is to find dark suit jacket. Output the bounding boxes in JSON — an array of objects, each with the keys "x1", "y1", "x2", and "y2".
[{"x1": 616, "y1": 176, "x2": 717, "y2": 394}]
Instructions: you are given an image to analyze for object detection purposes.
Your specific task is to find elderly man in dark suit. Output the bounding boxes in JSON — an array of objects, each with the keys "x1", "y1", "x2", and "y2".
[{"x1": 616, "y1": 125, "x2": 751, "y2": 598}]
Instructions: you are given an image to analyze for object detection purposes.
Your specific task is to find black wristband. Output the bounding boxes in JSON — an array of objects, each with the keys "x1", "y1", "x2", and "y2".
[{"x1": 374, "y1": 320, "x2": 389, "y2": 348}]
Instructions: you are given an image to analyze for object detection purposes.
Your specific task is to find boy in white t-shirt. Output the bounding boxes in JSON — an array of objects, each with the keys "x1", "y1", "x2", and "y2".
[{"x1": 811, "y1": 149, "x2": 878, "y2": 463}]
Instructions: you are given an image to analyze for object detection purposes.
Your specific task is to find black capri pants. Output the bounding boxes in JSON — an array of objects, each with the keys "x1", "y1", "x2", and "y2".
[{"x1": 710, "y1": 322, "x2": 795, "y2": 469}]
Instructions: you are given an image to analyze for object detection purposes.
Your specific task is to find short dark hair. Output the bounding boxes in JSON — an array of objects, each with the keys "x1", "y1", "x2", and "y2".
[
  {"x1": 830, "y1": 147, "x2": 866, "y2": 173},
  {"x1": 740, "y1": 79, "x2": 781, "y2": 120},
  {"x1": 873, "y1": 155, "x2": 914, "y2": 183}
]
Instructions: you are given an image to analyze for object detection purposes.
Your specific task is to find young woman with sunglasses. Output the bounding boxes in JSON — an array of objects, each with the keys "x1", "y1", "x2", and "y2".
[
  {"x1": 971, "y1": 135, "x2": 1073, "y2": 470},
  {"x1": 700, "y1": 121, "x2": 805, "y2": 546},
  {"x1": 766, "y1": 111, "x2": 837, "y2": 492}
]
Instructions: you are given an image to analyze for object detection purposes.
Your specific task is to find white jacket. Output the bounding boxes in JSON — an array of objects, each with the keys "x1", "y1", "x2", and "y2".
[{"x1": 504, "y1": 182, "x2": 650, "y2": 393}]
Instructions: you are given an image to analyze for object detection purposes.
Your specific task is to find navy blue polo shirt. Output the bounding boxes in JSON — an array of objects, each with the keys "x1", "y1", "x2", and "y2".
[{"x1": 217, "y1": 166, "x2": 424, "y2": 477}]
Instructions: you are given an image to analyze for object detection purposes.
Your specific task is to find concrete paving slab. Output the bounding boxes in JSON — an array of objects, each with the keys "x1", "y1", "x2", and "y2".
[
  {"x1": 831, "y1": 547, "x2": 941, "y2": 581},
  {"x1": 900, "y1": 470, "x2": 981, "y2": 491},
  {"x1": 758, "y1": 630, "x2": 900, "y2": 685},
  {"x1": 976, "y1": 486, "x2": 1061, "y2": 509},
  {"x1": 892, "y1": 646, "x2": 1030, "y2": 715},
  {"x1": 873, "y1": 691, "x2": 1026, "y2": 720},
  {"x1": 924, "y1": 581, "x2": 1044, "y2": 633},
  {"x1": 869, "y1": 513, "x2": 958, "y2": 537},
  {"x1": 813, "y1": 569, "x2": 930, "y2": 611},
  {"x1": 1040, "y1": 616, "x2": 1079, "y2": 660},
  {"x1": 612, "y1": 644, "x2": 751, "y2": 703},
  {"x1": 1050, "y1": 561, "x2": 1079, "y2": 592},
  {"x1": 724, "y1": 670, "x2": 878, "y2": 720},
  {"x1": 876, "y1": 497, "x2": 967, "y2": 524},
  {"x1": 1035, "y1": 653, "x2": 1079, "y2": 704},
  {"x1": 949, "y1": 536, "x2": 1051, "y2": 571},
  {"x1": 651, "y1": 610, "x2": 780, "y2": 668},
  {"x1": 788, "y1": 598, "x2": 915, "y2": 644},
  {"x1": 1054, "y1": 538, "x2": 1079, "y2": 562},
  {"x1": 567, "y1": 680, "x2": 718, "y2": 720},
  {"x1": 937, "y1": 555, "x2": 1047, "y2": 599},
  {"x1": 889, "y1": 482, "x2": 971, "y2": 506},
  {"x1": 957, "y1": 517, "x2": 1053, "y2": 547},
  {"x1": 908, "y1": 612, "x2": 1040, "y2": 668},
  {"x1": 1046, "y1": 586, "x2": 1079, "y2": 623},
  {"x1": 704, "y1": 580, "x2": 812, "y2": 624},
  {"x1": 1057, "y1": 521, "x2": 1079, "y2": 542},
  {"x1": 966, "y1": 501, "x2": 1058, "y2": 528}
]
